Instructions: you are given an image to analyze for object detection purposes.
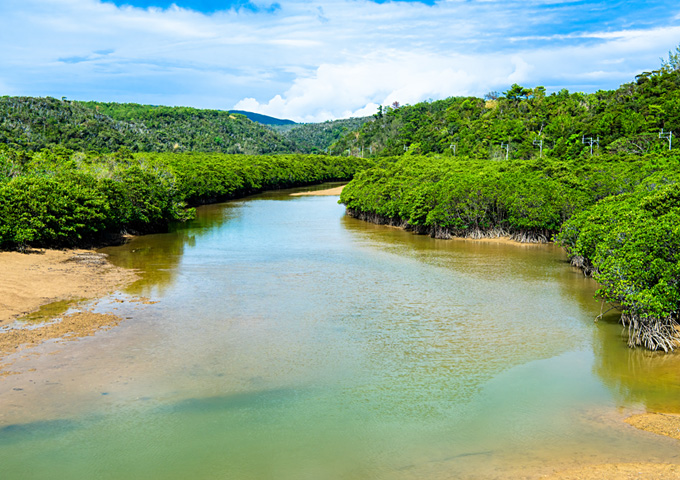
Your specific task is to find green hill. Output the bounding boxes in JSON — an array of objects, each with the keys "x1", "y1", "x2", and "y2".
[
  {"x1": 277, "y1": 117, "x2": 371, "y2": 154},
  {"x1": 0, "y1": 97, "x2": 296, "y2": 154},
  {"x1": 331, "y1": 69, "x2": 680, "y2": 160}
]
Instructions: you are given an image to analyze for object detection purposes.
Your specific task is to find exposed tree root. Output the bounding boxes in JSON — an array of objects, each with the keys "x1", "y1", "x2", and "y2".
[
  {"x1": 621, "y1": 313, "x2": 680, "y2": 352},
  {"x1": 345, "y1": 208, "x2": 552, "y2": 243},
  {"x1": 569, "y1": 255, "x2": 597, "y2": 276}
]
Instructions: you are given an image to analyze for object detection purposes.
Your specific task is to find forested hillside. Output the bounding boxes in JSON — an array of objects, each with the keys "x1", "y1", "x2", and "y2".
[
  {"x1": 274, "y1": 117, "x2": 370, "y2": 154},
  {"x1": 332, "y1": 69, "x2": 680, "y2": 160},
  {"x1": 0, "y1": 97, "x2": 296, "y2": 154},
  {"x1": 0, "y1": 97, "x2": 370, "y2": 155}
]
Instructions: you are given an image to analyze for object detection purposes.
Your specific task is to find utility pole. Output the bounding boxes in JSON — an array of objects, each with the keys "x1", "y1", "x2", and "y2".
[
  {"x1": 582, "y1": 135, "x2": 599, "y2": 156},
  {"x1": 450, "y1": 143, "x2": 457, "y2": 156},
  {"x1": 533, "y1": 135, "x2": 543, "y2": 158},
  {"x1": 500, "y1": 143, "x2": 509, "y2": 160},
  {"x1": 660, "y1": 129, "x2": 673, "y2": 150}
]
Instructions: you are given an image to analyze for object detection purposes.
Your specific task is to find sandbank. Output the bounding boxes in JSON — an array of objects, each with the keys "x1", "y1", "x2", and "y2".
[
  {"x1": 0, "y1": 249, "x2": 137, "y2": 370},
  {"x1": 625, "y1": 413, "x2": 680, "y2": 441},
  {"x1": 290, "y1": 185, "x2": 345, "y2": 196},
  {"x1": 542, "y1": 462, "x2": 680, "y2": 479}
]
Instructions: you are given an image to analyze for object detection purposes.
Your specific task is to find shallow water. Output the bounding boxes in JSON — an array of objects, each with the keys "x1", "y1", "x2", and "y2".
[{"x1": 1, "y1": 185, "x2": 679, "y2": 479}]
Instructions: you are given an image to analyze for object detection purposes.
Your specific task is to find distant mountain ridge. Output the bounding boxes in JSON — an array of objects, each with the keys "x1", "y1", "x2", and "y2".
[{"x1": 229, "y1": 110, "x2": 296, "y2": 126}]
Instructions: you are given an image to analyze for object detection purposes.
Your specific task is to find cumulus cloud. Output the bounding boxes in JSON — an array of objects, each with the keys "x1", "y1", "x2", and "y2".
[
  {"x1": 235, "y1": 51, "x2": 513, "y2": 122},
  {"x1": 0, "y1": 0, "x2": 678, "y2": 120},
  {"x1": 234, "y1": 22, "x2": 680, "y2": 122}
]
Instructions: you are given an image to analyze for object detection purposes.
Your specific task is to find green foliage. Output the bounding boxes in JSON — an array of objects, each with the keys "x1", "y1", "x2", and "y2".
[
  {"x1": 0, "y1": 148, "x2": 368, "y2": 250},
  {"x1": 556, "y1": 177, "x2": 680, "y2": 350},
  {"x1": 331, "y1": 69, "x2": 680, "y2": 160},
  {"x1": 0, "y1": 97, "x2": 297, "y2": 154}
]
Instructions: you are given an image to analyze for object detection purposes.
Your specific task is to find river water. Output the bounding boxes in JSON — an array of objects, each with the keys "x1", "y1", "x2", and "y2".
[{"x1": 1, "y1": 184, "x2": 679, "y2": 479}]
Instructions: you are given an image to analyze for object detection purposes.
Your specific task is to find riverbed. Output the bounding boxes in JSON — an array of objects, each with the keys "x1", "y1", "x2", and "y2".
[{"x1": 1, "y1": 184, "x2": 679, "y2": 479}]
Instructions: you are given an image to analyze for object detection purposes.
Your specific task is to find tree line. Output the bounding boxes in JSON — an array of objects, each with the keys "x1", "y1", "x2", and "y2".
[{"x1": 0, "y1": 146, "x2": 368, "y2": 251}]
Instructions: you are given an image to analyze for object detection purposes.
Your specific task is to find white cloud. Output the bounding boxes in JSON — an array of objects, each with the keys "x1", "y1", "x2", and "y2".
[
  {"x1": 234, "y1": 51, "x2": 536, "y2": 122},
  {"x1": 0, "y1": 0, "x2": 678, "y2": 121}
]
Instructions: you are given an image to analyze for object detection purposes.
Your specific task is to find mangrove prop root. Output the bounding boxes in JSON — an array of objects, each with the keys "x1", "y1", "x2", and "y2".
[
  {"x1": 621, "y1": 313, "x2": 680, "y2": 352},
  {"x1": 345, "y1": 208, "x2": 551, "y2": 243},
  {"x1": 569, "y1": 255, "x2": 597, "y2": 276}
]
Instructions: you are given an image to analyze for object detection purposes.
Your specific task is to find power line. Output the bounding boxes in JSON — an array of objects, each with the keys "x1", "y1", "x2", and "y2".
[
  {"x1": 659, "y1": 129, "x2": 673, "y2": 150},
  {"x1": 582, "y1": 135, "x2": 599, "y2": 156},
  {"x1": 533, "y1": 135, "x2": 543, "y2": 158}
]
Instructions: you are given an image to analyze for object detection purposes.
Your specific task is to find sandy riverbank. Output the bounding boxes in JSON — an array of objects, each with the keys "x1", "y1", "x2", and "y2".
[
  {"x1": 290, "y1": 185, "x2": 345, "y2": 196},
  {"x1": 542, "y1": 413, "x2": 680, "y2": 479},
  {"x1": 0, "y1": 249, "x2": 138, "y2": 366},
  {"x1": 542, "y1": 462, "x2": 680, "y2": 479},
  {"x1": 0, "y1": 249, "x2": 137, "y2": 327}
]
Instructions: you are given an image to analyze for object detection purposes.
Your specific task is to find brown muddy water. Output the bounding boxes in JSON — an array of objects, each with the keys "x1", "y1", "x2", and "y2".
[{"x1": 1, "y1": 184, "x2": 679, "y2": 479}]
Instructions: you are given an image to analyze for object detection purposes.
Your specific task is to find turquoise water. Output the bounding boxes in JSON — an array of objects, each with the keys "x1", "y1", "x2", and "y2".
[{"x1": 1, "y1": 185, "x2": 679, "y2": 479}]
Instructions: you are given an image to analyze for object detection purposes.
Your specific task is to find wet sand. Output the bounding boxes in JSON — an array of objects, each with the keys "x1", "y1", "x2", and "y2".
[
  {"x1": 290, "y1": 185, "x2": 345, "y2": 196},
  {"x1": 542, "y1": 462, "x2": 680, "y2": 479},
  {"x1": 0, "y1": 249, "x2": 136, "y2": 327},
  {"x1": 0, "y1": 249, "x2": 138, "y2": 372},
  {"x1": 0, "y1": 311, "x2": 122, "y2": 375}
]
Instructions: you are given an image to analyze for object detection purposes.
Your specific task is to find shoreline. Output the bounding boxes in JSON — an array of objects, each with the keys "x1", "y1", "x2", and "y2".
[
  {"x1": 290, "y1": 185, "x2": 346, "y2": 196},
  {"x1": 344, "y1": 207, "x2": 554, "y2": 243},
  {"x1": 0, "y1": 249, "x2": 138, "y2": 371}
]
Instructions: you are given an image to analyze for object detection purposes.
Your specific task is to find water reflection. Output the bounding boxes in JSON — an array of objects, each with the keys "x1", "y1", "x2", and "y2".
[
  {"x1": 592, "y1": 312, "x2": 680, "y2": 413},
  {"x1": 101, "y1": 183, "x2": 346, "y2": 296}
]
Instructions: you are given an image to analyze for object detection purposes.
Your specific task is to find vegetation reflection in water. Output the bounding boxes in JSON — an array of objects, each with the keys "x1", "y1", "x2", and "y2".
[{"x1": 1, "y1": 185, "x2": 679, "y2": 479}]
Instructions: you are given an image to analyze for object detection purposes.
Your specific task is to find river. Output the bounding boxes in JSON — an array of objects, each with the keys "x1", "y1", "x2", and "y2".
[{"x1": 1, "y1": 184, "x2": 679, "y2": 479}]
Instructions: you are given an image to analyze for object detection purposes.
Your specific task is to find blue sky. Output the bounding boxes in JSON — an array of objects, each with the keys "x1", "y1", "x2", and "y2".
[{"x1": 1, "y1": 1, "x2": 679, "y2": 122}]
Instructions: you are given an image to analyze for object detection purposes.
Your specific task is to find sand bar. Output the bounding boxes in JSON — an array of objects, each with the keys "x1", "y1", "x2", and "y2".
[
  {"x1": 542, "y1": 462, "x2": 680, "y2": 479},
  {"x1": 0, "y1": 249, "x2": 138, "y2": 368},
  {"x1": 625, "y1": 413, "x2": 680, "y2": 441},
  {"x1": 0, "y1": 249, "x2": 136, "y2": 327},
  {"x1": 290, "y1": 185, "x2": 345, "y2": 196}
]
